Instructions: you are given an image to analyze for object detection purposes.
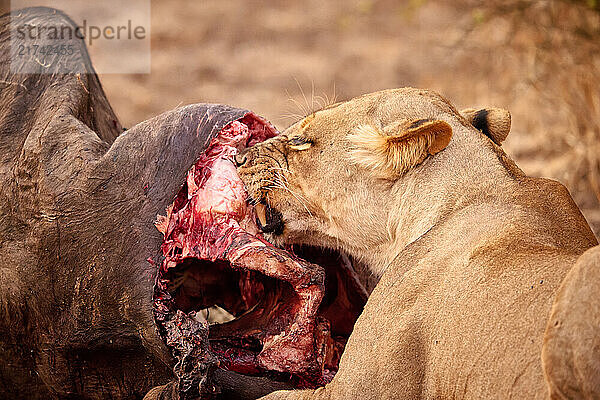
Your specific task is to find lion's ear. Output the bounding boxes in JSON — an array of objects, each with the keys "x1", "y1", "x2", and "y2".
[
  {"x1": 461, "y1": 107, "x2": 511, "y2": 145},
  {"x1": 349, "y1": 118, "x2": 452, "y2": 178}
]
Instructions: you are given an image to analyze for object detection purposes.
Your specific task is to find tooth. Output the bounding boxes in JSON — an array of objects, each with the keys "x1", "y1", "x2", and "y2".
[{"x1": 255, "y1": 203, "x2": 267, "y2": 227}]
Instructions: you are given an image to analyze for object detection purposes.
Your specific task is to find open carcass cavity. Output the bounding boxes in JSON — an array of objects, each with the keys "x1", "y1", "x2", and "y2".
[{"x1": 152, "y1": 114, "x2": 367, "y2": 398}]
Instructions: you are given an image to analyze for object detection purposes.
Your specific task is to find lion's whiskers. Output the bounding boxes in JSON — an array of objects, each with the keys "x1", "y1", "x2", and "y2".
[
  {"x1": 270, "y1": 166, "x2": 292, "y2": 173},
  {"x1": 261, "y1": 176, "x2": 313, "y2": 217},
  {"x1": 286, "y1": 88, "x2": 311, "y2": 117},
  {"x1": 286, "y1": 80, "x2": 338, "y2": 120},
  {"x1": 274, "y1": 177, "x2": 313, "y2": 217},
  {"x1": 295, "y1": 77, "x2": 312, "y2": 117},
  {"x1": 281, "y1": 112, "x2": 305, "y2": 122}
]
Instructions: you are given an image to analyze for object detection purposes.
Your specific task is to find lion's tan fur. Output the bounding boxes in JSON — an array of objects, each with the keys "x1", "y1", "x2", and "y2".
[
  {"x1": 542, "y1": 245, "x2": 600, "y2": 399},
  {"x1": 461, "y1": 107, "x2": 511, "y2": 145},
  {"x1": 237, "y1": 88, "x2": 599, "y2": 399}
]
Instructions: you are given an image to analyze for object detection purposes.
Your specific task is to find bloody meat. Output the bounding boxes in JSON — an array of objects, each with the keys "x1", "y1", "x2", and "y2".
[{"x1": 152, "y1": 114, "x2": 366, "y2": 398}]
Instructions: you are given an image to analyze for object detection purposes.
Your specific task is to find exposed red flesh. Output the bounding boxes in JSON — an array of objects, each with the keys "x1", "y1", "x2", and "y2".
[{"x1": 152, "y1": 114, "x2": 366, "y2": 397}]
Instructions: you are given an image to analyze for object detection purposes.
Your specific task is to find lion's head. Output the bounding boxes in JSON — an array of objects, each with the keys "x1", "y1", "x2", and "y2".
[{"x1": 237, "y1": 88, "x2": 511, "y2": 276}]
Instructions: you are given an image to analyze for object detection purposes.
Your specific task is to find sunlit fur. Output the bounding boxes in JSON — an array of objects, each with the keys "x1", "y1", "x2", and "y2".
[
  {"x1": 348, "y1": 120, "x2": 451, "y2": 178},
  {"x1": 238, "y1": 88, "x2": 599, "y2": 400},
  {"x1": 461, "y1": 107, "x2": 511, "y2": 145}
]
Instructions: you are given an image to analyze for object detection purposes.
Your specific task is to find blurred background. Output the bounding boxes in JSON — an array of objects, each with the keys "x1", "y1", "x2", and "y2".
[{"x1": 2, "y1": 0, "x2": 599, "y2": 234}]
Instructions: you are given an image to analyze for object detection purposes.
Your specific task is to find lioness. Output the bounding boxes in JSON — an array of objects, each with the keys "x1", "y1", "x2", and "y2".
[{"x1": 236, "y1": 88, "x2": 600, "y2": 399}]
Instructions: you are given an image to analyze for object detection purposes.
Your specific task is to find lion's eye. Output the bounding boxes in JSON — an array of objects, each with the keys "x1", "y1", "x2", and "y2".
[{"x1": 288, "y1": 136, "x2": 312, "y2": 151}]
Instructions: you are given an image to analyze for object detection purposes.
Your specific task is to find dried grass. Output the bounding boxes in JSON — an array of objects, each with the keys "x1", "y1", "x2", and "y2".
[{"x1": 451, "y1": 0, "x2": 600, "y2": 230}]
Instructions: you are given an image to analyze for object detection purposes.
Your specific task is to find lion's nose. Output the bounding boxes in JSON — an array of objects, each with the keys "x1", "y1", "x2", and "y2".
[{"x1": 234, "y1": 152, "x2": 248, "y2": 167}]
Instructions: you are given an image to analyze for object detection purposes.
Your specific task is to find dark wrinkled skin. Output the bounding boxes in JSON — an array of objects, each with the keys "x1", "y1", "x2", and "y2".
[{"x1": 0, "y1": 7, "x2": 285, "y2": 400}]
